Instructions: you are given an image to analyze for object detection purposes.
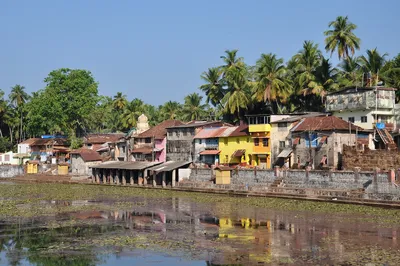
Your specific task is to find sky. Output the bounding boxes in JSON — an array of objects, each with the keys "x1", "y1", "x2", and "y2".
[{"x1": 1, "y1": 0, "x2": 400, "y2": 105}]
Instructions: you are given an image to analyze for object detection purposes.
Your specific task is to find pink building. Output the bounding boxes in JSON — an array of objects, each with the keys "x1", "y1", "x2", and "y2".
[{"x1": 132, "y1": 120, "x2": 183, "y2": 162}]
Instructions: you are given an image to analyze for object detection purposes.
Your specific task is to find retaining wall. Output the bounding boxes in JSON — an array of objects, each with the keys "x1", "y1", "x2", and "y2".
[{"x1": 0, "y1": 165, "x2": 24, "y2": 178}]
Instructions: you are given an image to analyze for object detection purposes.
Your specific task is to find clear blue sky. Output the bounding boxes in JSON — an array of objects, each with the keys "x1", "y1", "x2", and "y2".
[{"x1": 1, "y1": 0, "x2": 399, "y2": 105}]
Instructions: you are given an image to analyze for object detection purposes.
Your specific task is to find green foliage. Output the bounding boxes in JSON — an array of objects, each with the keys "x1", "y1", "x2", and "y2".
[{"x1": 0, "y1": 137, "x2": 13, "y2": 153}]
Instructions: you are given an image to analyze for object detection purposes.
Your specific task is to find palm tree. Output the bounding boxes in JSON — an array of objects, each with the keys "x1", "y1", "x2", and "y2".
[
  {"x1": 293, "y1": 41, "x2": 323, "y2": 96},
  {"x1": 121, "y1": 98, "x2": 145, "y2": 129},
  {"x1": 222, "y1": 68, "x2": 251, "y2": 122},
  {"x1": 338, "y1": 56, "x2": 362, "y2": 87},
  {"x1": 9, "y1": 85, "x2": 29, "y2": 143},
  {"x1": 112, "y1": 92, "x2": 127, "y2": 110},
  {"x1": 199, "y1": 67, "x2": 225, "y2": 107},
  {"x1": 161, "y1": 101, "x2": 182, "y2": 120},
  {"x1": 253, "y1": 53, "x2": 290, "y2": 103},
  {"x1": 220, "y1": 49, "x2": 243, "y2": 71},
  {"x1": 359, "y1": 48, "x2": 388, "y2": 86},
  {"x1": 0, "y1": 90, "x2": 7, "y2": 138},
  {"x1": 314, "y1": 58, "x2": 339, "y2": 97},
  {"x1": 181, "y1": 93, "x2": 208, "y2": 121},
  {"x1": 324, "y1": 16, "x2": 361, "y2": 60}
]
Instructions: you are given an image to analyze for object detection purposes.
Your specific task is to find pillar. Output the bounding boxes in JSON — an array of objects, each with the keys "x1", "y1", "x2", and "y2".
[
  {"x1": 162, "y1": 172, "x2": 166, "y2": 188},
  {"x1": 130, "y1": 170, "x2": 134, "y2": 185},
  {"x1": 305, "y1": 166, "x2": 311, "y2": 181},
  {"x1": 274, "y1": 166, "x2": 280, "y2": 177},
  {"x1": 116, "y1": 169, "x2": 120, "y2": 185},
  {"x1": 172, "y1": 170, "x2": 176, "y2": 187},
  {"x1": 328, "y1": 168, "x2": 333, "y2": 182},
  {"x1": 153, "y1": 172, "x2": 157, "y2": 187},
  {"x1": 354, "y1": 167, "x2": 361, "y2": 183},
  {"x1": 108, "y1": 170, "x2": 112, "y2": 184},
  {"x1": 102, "y1": 169, "x2": 106, "y2": 184},
  {"x1": 388, "y1": 169, "x2": 396, "y2": 184},
  {"x1": 122, "y1": 170, "x2": 126, "y2": 185},
  {"x1": 142, "y1": 171, "x2": 147, "y2": 185},
  {"x1": 373, "y1": 167, "x2": 380, "y2": 192}
]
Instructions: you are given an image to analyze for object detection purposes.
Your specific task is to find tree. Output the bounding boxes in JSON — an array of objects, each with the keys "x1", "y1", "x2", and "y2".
[
  {"x1": 293, "y1": 41, "x2": 323, "y2": 97},
  {"x1": 314, "y1": 58, "x2": 339, "y2": 96},
  {"x1": 253, "y1": 53, "x2": 290, "y2": 103},
  {"x1": 199, "y1": 67, "x2": 225, "y2": 107},
  {"x1": 9, "y1": 85, "x2": 29, "y2": 142},
  {"x1": 181, "y1": 93, "x2": 208, "y2": 121},
  {"x1": 338, "y1": 56, "x2": 362, "y2": 87},
  {"x1": 359, "y1": 48, "x2": 388, "y2": 86},
  {"x1": 25, "y1": 69, "x2": 98, "y2": 139},
  {"x1": 112, "y1": 92, "x2": 127, "y2": 110},
  {"x1": 324, "y1": 16, "x2": 361, "y2": 60},
  {"x1": 121, "y1": 98, "x2": 145, "y2": 129},
  {"x1": 160, "y1": 101, "x2": 182, "y2": 120}
]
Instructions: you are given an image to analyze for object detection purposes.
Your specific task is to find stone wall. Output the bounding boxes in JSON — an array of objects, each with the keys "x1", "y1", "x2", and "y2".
[
  {"x1": 0, "y1": 165, "x2": 24, "y2": 178},
  {"x1": 342, "y1": 145, "x2": 400, "y2": 171}
]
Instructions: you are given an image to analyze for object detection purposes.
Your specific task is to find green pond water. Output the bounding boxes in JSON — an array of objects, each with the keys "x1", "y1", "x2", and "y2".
[{"x1": 0, "y1": 182, "x2": 399, "y2": 265}]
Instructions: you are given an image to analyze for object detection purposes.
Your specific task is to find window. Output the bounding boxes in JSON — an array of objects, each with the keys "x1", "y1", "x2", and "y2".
[
  {"x1": 225, "y1": 155, "x2": 229, "y2": 163},
  {"x1": 122, "y1": 146, "x2": 126, "y2": 153},
  {"x1": 145, "y1": 138, "x2": 151, "y2": 143},
  {"x1": 279, "y1": 141, "x2": 285, "y2": 148},
  {"x1": 254, "y1": 138, "x2": 259, "y2": 146},
  {"x1": 199, "y1": 139, "x2": 202, "y2": 144},
  {"x1": 361, "y1": 116, "x2": 367, "y2": 123},
  {"x1": 176, "y1": 131, "x2": 181, "y2": 137},
  {"x1": 348, "y1": 117, "x2": 355, "y2": 123},
  {"x1": 262, "y1": 138, "x2": 269, "y2": 147},
  {"x1": 305, "y1": 133, "x2": 318, "y2": 147},
  {"x1": 183, "y1": 130, "x2": 187, "y2": 136},
  {"x1": 168, "y1": 131, "x2": 172, "y2": 137},
  {"x1": 236, "y1": 138, "x2": 240, "y2": 144},
  {"x1": 224, "y1": 138, "x2": 228, "y2": 145},
  {"x1": 247, "y1": 138, "x2": 250, "y2": 143},
  {"x1": 278, "y1": 122, "x2": 287, "y2": 128}
]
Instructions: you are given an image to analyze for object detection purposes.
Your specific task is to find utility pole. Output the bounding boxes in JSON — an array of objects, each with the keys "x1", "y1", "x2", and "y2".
[
  {"x1": 152, "y1": 135, "x2": 155, "y2": 162},
  {"x1": 308, "y1": 127, "x2": 313, "y2": 169}
]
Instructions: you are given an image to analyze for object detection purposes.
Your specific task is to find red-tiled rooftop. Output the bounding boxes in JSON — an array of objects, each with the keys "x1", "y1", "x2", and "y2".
[
  {"x1": 138, "y1": 120, "x2": 183, "y2": 139},
  {"x1": 70, "y1": 148, "x2": 103, "y2": 162},
  {"x1": 291, "y1": 116, "x2": 364, "y2": 132},
  {"x1": 228, "y1": 124, "x2": 249, "y2": 137}
]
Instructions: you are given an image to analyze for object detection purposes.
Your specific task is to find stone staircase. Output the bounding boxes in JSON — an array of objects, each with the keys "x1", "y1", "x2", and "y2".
[
  {"x1": 376, "y1": 127, "x2": 397, "y2": 149},
  {"x1": 270, "y1": 178, "x2": 284, "y2": 188}
]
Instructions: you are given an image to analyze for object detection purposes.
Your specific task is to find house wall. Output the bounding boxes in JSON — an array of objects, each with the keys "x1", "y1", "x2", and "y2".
[
  {"x1": 332, "y1": 110, "x2": 395, "y2": 130},
  {"x1": 292, "y1": 132, "x2": 357, "y2": 169},
  {"x1": 194, "y1": 138, "x2": 219, "y2": 163},
  {"x1": 166, "y1": 128, "x2": 196, "y2": 162},
  {"x1": 155, "y1": 138, "x2": 166, "y2": 162},
  {"x1": 18, "y1": 144, "x2": 30, "y2": 154},
  {"x1": 270, "y1": 122, "x2": 294, "y2": 166},
  {"x1": 70, "y1": 155, "x2": 101, "y2": 176},
  {"x1": 0, "y1": 151, "x2": 20, "y2": 165},
  {"x1": 218, "y1": 136, "x2": 253, "y2": 165}
]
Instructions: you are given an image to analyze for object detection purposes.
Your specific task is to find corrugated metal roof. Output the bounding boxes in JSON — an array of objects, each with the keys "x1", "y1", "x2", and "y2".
[
  {"x1": 278, "y1": 148, "x2": 292, "y2": 158},
  {"x1": 167, "y1": 121, "x2": 230, "y2": 129},
  {"x1": 92, "y1": 161, "x2": 162, "y2": 170},
  {"x1": 194, "y1": 127, "x2": 231, "y2": 139},
  {"x1": 199, "y1": 150, "x2": 220, "y2": 155},
  {"x1": 146, "y1": 161, "x2": 191, "y2": 172}
]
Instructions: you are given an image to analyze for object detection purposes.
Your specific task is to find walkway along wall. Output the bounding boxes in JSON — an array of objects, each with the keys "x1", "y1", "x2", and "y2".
[{"x1": 342, "y1": 145, "x2": 400, "y2": 171}]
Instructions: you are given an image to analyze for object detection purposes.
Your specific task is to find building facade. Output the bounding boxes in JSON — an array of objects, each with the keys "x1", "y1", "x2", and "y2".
[
  {"x1": 166, "y1": 121, "x2": 228, "y2": 162},
  {"x1": 70, "y1": 148, "x2": 103, "y2": 175},
  {"x1": 325, "y1": 87, "x2": 397, "y2": 130},
  {"x1": 218, "y1": 125, "x2": 253, "y2": 166},
  {"x1": 246, "y1": 115, "x2": 272, "y2": 169}
]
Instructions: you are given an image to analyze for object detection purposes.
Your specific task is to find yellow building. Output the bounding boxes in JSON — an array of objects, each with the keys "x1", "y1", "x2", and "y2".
[
  {"x1": 247, "y1": 115, "x2": 272, "y2": 168},
  {"x1": 218, "y1": 125, "x2": 255, "y2": 166}
]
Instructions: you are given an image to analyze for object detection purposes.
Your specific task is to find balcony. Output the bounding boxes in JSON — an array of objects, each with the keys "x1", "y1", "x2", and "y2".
[{"x1": 249, "y1": 124, "x2": 271, "y2": 133}]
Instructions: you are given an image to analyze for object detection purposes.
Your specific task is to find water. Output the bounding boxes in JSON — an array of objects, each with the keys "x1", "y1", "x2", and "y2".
[{"x1": 0, "y1": 183, "x2": 400, "y2": 265}]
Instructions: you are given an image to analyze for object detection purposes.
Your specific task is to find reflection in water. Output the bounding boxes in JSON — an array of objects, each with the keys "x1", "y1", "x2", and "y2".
[{"x1": 0, "y1": 195, "x2": 400, "y2": 265}]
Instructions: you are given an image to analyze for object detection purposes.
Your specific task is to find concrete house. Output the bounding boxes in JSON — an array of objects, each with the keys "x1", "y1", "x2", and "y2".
[
  {"x1": 83, "y1": 133, "x2": 125, "y2": 158},
  {"x1": 290, "y1": 116, "x2": 370, "y2": 170},
  {"x1": 70, "y1": 148, "x2": 103, "y2": 176},
  {"x1": 132, "y1": 120, "x2": 183, "y2": 162},
  {"x1": 193, "y1": 126, "x2": 234, "y2": 165},
  {"x1": 270, "y1": 113, "x2": 326, "y2": 167},
  {"x1": 166, "y1": 121, "x2": 229, "y2": 162}
]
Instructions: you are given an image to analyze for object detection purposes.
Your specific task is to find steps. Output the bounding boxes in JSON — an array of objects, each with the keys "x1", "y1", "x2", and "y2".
[
  {"x1": 270, "y1": 178, "x2": 284, "y2": 188},
  {"x1": 376, "y1": 127, "x2": 396, "y2": 149}
]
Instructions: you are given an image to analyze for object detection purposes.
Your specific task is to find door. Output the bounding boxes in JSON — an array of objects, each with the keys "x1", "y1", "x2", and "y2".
[{"x1": 259, "y1": 157, "x2": 267, "y2": 169}]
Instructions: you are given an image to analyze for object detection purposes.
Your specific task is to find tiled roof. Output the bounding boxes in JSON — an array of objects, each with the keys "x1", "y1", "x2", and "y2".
[
  {"x1": 131, "y1": 147, "x2": 153, "y2": 154},
  {"x1": 70, "y1": 148, "x2": 102, "y2": 162},
  {"x1": 19, "y1": 138, "x2": 41, "y2": 145},
  {"x1": 228, "y1": 124, "x2": 249, "y2": 137},
  {"x1": 291, "y1": 116, "x2": 364, "y2": 132},
  {"x1": 27, "y1": 138, "x2": 69, "y2": 146},
  {"x1": 84, "y1": 134, "x2": 125, "y2": 144},
  {"x1": 138, "y1": 120, "x2": 183, "y2": 139}
]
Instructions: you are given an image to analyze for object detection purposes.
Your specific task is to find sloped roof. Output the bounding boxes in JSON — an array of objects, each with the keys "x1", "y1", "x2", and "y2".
[
  {"x1": 270, "y1": 113, "x2": 327, "y2": 124},
  {"x1": 138, "y1": 120, "x2": 183, "y2": 139},
  {"x1": 19, "y1": 138, "x2": 41, "y2": 145},
  {"x1": 291, "y1": 116, "x2": 364, "y2": 132},
  {"x1": 194, "y1": 127, "x2": 232, "y2": 139},
  {"x1": 228, "y1": 124, "x2": 249, "y2": 137},
  {"x1": 84, "y1": 134, "x2": 125, "y2": 144},
  {"x1": 167, "y1": 121, "x2": 231, "y2": 129},
  {"x1": 70, "y1": 148, "x2": 102, "y2": 162}
]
